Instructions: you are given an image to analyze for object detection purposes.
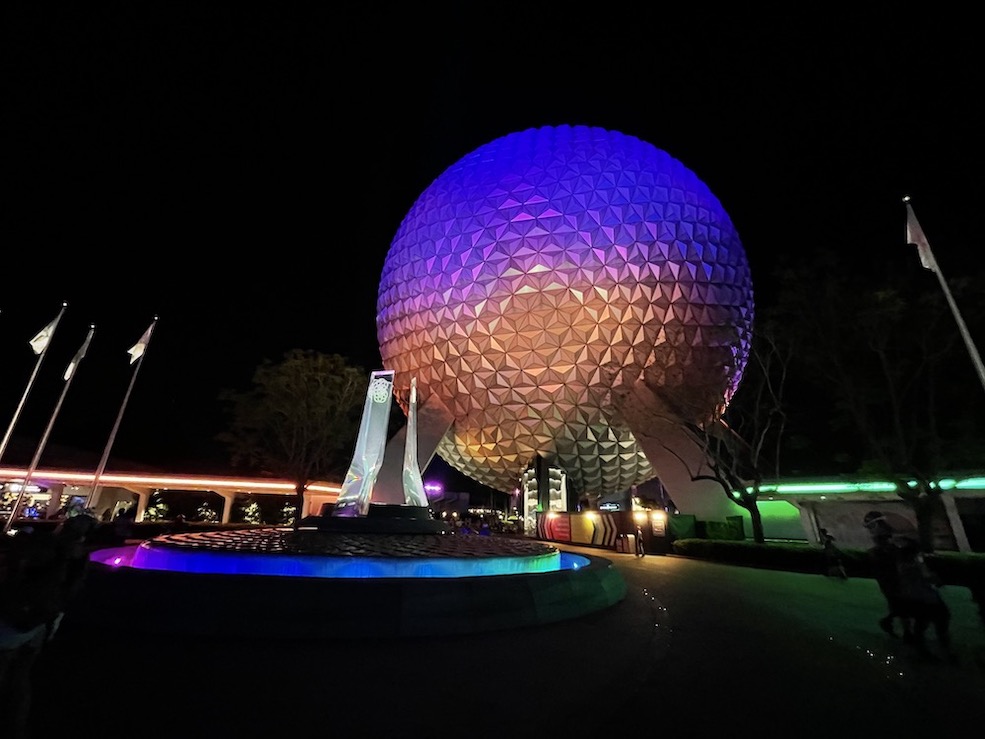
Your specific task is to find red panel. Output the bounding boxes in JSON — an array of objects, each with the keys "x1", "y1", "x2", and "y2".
[{"x1": 548, "y1": 514, "x2": 572, "y2": 542}]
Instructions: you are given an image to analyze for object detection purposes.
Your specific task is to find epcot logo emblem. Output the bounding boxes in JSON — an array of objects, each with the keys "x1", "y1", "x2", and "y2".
[{"x1": 369, "y1": 377, "x2": 393, "y2": 404}]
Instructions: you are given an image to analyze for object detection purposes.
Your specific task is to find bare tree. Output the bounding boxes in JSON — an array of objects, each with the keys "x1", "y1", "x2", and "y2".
[
  {"x1": 654, "y1": 317, "x2": 793, "y2": 543},
  {"x1": 774, "y1": 250, "x2": 984, "y2": 551}
]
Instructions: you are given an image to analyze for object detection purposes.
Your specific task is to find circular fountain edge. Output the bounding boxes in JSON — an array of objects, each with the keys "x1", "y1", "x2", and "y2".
[{"x1": 81, "y1": 535, "x2": 627, "y2": 638}]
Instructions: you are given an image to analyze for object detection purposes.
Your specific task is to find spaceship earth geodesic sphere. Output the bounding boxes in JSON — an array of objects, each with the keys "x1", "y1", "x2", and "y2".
[{"x1": 377, "y1": 125, "x2": 754, "y2": 497}]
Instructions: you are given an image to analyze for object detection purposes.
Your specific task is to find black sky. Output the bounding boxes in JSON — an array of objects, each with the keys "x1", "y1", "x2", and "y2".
[{"x1": 3, "y1": 7, "x2": 982, "y2": 481}]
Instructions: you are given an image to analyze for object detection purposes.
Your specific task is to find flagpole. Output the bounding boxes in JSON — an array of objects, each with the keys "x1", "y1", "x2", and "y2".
[
  {"x1": 0, "y1": 301, "x2": 68, "y2": 464},
  {"x1": 903, "y1": 197, "x2": 985, "y2": 398},
  {"x1": 3, "y1": 324, "x2": 94, "y2": 534},
  {"x1": 86, "y1": 317, "x2": 158, "y2": 509},
  {"x1": 933, "y1": 259, "x2": 985, "y2": 396}
]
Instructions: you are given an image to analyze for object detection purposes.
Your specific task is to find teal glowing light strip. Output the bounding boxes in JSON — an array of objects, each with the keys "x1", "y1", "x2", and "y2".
[
  {"x1": 747, "y1": 476, "x2": 985, "y2": 496},
  {"x1": 956, "y1": 477, "x2": 985, "y2": 489}
]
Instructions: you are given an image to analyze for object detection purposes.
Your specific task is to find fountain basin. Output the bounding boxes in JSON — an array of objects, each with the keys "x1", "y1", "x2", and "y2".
[
  {"x1": 82, "y1": 528, "x2": 627, "y2": 638},
  {"x1": 95, "y1": 527, "x2": 566, "y2": 578}
]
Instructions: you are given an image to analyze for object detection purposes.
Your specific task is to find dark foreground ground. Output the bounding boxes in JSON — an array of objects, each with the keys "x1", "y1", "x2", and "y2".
[{"x1": 29, "y1": 544, "x2": 985, "y2": 739}]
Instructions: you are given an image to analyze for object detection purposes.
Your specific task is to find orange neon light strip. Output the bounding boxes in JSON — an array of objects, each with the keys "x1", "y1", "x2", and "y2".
[{"x1": 0, "y1": 466, "x2": 342, "y2": 496}]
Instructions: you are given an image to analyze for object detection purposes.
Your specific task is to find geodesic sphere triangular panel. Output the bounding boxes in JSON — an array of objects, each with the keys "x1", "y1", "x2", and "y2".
[{"x1": 377, "y1": 125, "x2": 754, "y2": 496}]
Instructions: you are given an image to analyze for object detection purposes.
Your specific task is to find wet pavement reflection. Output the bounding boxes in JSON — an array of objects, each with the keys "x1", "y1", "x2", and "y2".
[{"x1": 31, "y1": 542, "x2": 985, "y2": 738}]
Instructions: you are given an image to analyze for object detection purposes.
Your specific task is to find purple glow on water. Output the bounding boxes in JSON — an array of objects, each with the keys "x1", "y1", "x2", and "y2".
[{"x1": 90, "y1": 544, "x2": 588, "y2": 579}]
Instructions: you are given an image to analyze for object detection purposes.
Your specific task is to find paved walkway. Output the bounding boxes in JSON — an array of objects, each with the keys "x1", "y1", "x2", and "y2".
[{"x1": 30, "y1": 544, "x2": 985, "y2": 738}]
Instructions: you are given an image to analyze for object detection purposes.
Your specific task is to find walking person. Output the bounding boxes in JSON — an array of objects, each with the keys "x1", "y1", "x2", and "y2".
[
  {"x1": 635, "y1": 524, "x2": 646, "y2": 557},
  {"x1": 895, "y1": 538, "x2": 953, "y2": 658},
  {"x1": 113, "y1": 504, "x2": 136, "y2": 542},
  {"x1": 819, "y1": 528, "x2": 847, "y2": 579},
  {"x1": 866, "y1": 527, "x2": 913, "y2": 640}
]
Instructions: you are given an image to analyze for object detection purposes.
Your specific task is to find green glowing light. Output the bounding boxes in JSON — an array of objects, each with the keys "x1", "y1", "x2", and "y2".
[
  {"x1": 956, "y1": 478, "x2": 985, "y2": 489},
  {"x1": 734, "y1": 477, "x2": 985, "y2": 497}
]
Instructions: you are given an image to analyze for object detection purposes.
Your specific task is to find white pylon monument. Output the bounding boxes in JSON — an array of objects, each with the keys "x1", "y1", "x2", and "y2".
[{"x1": 332, "y1": 372, "x2": 430, "y2": 517}]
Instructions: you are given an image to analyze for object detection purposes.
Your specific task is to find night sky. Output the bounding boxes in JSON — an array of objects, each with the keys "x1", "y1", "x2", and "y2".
[{"x1": 3, "y1": 7, "x2": 982, "y2": 488}]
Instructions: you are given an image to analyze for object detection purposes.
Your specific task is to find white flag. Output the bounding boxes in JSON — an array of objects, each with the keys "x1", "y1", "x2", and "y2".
[
  {"x1": 64, "y1": 327, "x2": 95, "y2": 381},
  {"x1": 905, "y1": 202, "x2": 938, "y2": 273},
  {"x1": 127, "y1": 320, "x2": 156, "y2": 365},
  {"x1": 29, "y1": 316, "x2": 59, "y2": 355}
]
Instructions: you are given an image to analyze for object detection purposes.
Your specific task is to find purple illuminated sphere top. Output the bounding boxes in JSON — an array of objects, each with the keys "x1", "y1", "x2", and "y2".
[{"x1": 377, "y1": 125, "x2": 753, "y2": 496}]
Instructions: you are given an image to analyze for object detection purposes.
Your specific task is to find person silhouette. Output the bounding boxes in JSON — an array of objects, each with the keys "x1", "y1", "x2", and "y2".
[
  {"x1": 896, "y1": 537, "x2": 953, "y2": 657},
  {"x1": 819, "y1": 528, "x2": 847, "y2": 579},
  {"x1": 635, "y1": 525, "x2": 646, "y2": 557},
  {"x1": 0, "y1": 527, "x2": 88, "y2": 739},
  {"x1": 865, "y1": 516, "x2": 912, "y2": 640}
]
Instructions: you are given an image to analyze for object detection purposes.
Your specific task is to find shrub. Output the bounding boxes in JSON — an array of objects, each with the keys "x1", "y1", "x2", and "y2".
[{"x1": 670, "y1": 538, "x2": 985, "y2": 589}]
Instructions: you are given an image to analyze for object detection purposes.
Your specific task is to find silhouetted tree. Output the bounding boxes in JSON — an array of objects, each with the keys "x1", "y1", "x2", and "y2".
[
  {"x1": 656, "y1": 314, "x2": 793, "y2": 543},
  {"x1": 773, "y1": 248, "x2": 985, "y2": 551},
  {"x1": 217, "y1": 350, "x2": 368, "y2": 528}
]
